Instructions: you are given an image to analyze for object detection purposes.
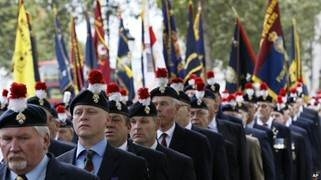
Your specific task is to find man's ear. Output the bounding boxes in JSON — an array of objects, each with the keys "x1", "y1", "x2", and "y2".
[{"x1": 43, "y1": 132, "x2": 51, "y2": 150}]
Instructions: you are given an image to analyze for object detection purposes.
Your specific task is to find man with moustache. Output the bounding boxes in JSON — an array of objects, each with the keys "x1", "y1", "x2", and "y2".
[
  {"x1": 57, "y1": 70, "x2": 149, "y2": 180},
  {"x1": 129, "y1": 87, "x2": 196, "y2": 180},
  {"x1": 104, "y1": 83, "x2": 169, "y2": 180},
  {"x1": 0, "y1": 82, "x2": 98, "y2": 180},
  {"x1": 151, "y1": 68, "x2": 212, "y2": 180}
]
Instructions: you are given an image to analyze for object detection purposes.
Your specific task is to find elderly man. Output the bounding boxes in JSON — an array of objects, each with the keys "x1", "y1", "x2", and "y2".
[
  {"x1": 57, "y1": 70, "x2": 148, "y2": 180},
  {"x1": 27, "y1": 81, "x2": 74, "y2": 157},
  {"x1": 151, "y1": 68, "x2": 212, "y2": 180},
  {"x1": 104, "y1": 83, "x2": 169, "y2": 180},
  {"x1": 171, "y1": 78, "x2": 229, "y2": 180},
  {"x1": 0, "y1": 82, "x2": 98, "y2": 180},
  {"x1": 55, "y1": 105, "x2": 74, "y2": 143},
  {"x1": 130, "y1": 87, "x2": 196, "y2": 180}
]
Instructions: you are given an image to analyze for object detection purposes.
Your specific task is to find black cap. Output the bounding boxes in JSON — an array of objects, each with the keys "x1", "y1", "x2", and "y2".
[
  {"x1": 0, "y1": 104, "x2": 47, "y2": 128},
  {"x1": 129, "y1": 102, "x2": 157, "y2": 117},
  {"x1": 190, "y1": 96, "x2": 208, "y2": 110},
  {"x1": 150, "y1": 86, "x2": 179, "y2": 100},
  {"x1": 69, "y1": 90, "x2": 109, "y2": 114},
  {"x1": 206, "y1": 83, "x2": 220, "y2": 94},
  {"x1": 178, "y1": 91, "x2": 191, "y2": 104},
  {"x1": 243, "y1": 94, "x2": 257, "y2": 103},
  {"x1": 28, "y1": 96, "x2": 53, "y2": 114},
  {"x1": 204, "y1": 89, "x2": 216, "y2": 99},
  {"x1": 221, "y1": 104, "x2": 236, "y2": 112},
  {"x1": 257, "y1": 95, "x2": 273, "y2": 103},
  {"x1": 58, "y1": 119, "x2": 73, "y2": 128},
  {"x1": 108, "y1": 101, "x2": 128, "y2": 116}
]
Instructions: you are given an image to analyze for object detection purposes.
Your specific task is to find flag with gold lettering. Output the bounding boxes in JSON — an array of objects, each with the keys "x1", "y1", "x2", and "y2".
[
  {"x1": 12, "y1": 1, "x2": 36, "y2": 96},
  {"x1": 253, "y1": 0, "x2": 287, "y2": 99}
]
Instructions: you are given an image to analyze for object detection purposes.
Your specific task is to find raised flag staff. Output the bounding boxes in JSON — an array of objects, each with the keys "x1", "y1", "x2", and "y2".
[
  {"x1": 184, "y1": 1, "x2": 204, "y2": 82},
  {"x1": 94, "y1": 0, "x2": 112, "y2": 84},
  {"x1": 253, "y1": 0, "x2": 287, "y2": 99},
  {"x1": 116, "y1": 17, "x2": 135, "y2": 100},
  {"x1": 12, "y1": 0, "x2": 36, "y2": 96},
  {"x1": 226, "y1": 17, "x2": 257, "y2": 93},
  {"x1": 54, "y1": 14, "x2": 73, "y2": 92},
  {"x1": 162, "y1": 0, "x2": 185, "y2": 79},
  {"x1": 70, "y1": 17, "x2": 84, "y2": 92}
]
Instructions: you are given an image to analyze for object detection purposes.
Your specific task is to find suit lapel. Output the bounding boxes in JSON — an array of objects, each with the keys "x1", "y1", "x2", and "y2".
[
  {"x1": 0, "y1": 166, "x2": 9, "y2": 180},
  {"x1": 97, "y1": 144, "x2": 120, "y2": 180},
  {"x1": 45, "y1": 155, "x2": 65, "y2": 180},
  {"x1": 169, "y1": 124, "x2": 185, "y2": 150}
]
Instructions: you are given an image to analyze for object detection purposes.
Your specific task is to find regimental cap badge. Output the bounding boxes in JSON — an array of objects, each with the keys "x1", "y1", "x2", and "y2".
[
  {"x1": 138, "y1": 87, "x2": 151, "y2": 114},
  {"x1": 206, "y1": 70, "x2": 216, "y2": 91},
  {"x1": 170, "y1": 77, "x2": 184, "y2": 94},
  {"x1": 88, "y1": 69, "x2": 106, "y2": 103},
  {"x1": 35, "y1": 81, "x2": 47, "y2": 106},
  {"x1": 56, "y1": 104, "x2": 67, "y2": 124},
  {"x1": 155, "y1": 68, "x2": 168, "y2": 94},
  {"x1": 195, "y1": 78, "x2": 205, "y2": 105},
  {"x1": 8, "y1": 83, "x2": 28, "y2": 124},
  {"x1": 107, "y1": 82, "x2": 122, "y2": 111}
]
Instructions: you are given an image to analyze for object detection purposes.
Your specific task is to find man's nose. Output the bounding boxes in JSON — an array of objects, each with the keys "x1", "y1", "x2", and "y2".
[{"x1": 9, "y1": 139, "x2": 20, "y2": 152}]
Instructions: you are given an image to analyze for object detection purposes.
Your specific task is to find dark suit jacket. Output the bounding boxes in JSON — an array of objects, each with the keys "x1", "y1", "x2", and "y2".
[
  {"x1": 216, "y1": 117, "x2": 249, "y2": 180},
  {"x1": 49, "y1": 139, "x2": 75, "y2": 157},
  {"x1": 0, "y1": 154, "x2": 98, "y2": 180},
  {"x1": 58, "y1": 143, "x2": 149, "y2": 180},
  {"x1": 156, "y1": 143, "x2": 196, "y2": 180},
  {"x1": 169, "y1": 123, "x2": 212, "y2": 180},
  {"x1": 271, "y1": 122, "x2": 293, "y2": 180},
  {"x1": 246, "y1": 127, "x2": 276, "y2": 180},
  {"x1": 127, "y1": 140, "x2": 169, "y2": 180},
  {"x1": 293, "y1": 116, "x2": 320, "y2": 172},
  {"x1": 298, "y1": 110, "x2": 321, "y2": 172},
  {"x1": 191, "y1": 125, "x2": 229, "y2": 180},
  {"x1": 290, "y1": 124, "x2": 313, "y2": 180}
]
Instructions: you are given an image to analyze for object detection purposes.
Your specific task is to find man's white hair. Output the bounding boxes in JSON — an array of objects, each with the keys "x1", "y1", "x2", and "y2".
[{"x1": 33, "y1": 126, "x2": 50, "y2": 139}]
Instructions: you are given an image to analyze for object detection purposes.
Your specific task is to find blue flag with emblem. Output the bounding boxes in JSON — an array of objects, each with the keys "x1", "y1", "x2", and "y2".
[
  {"x1": 162, "y1": 0, "x2": 185, "y2": 79},
  {"x1": 184, "y1": 1, "x2": 204, "y2": 82},
  {"x1": 116, "y1": 18, "x2": 135, "y2": 100},
  {"x1": 253, "y1": 0, "x2": 287, "y2": 99},
  {"x1": 54, "y1": 16, "x2": 73, "y2": 91},
  {"x1": 226, "y1": 18, "x2": 256, "y2": 93}
]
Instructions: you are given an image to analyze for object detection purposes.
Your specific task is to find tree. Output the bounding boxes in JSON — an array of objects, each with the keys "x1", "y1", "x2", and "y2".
[{"x1": 0, "y1": 0, "x2": 94, "y2": 69}]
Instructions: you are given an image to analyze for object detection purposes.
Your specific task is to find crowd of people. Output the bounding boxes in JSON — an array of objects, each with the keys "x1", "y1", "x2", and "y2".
[{"x1": 0, "y1": 67, "x2": 320, "y2": 180}]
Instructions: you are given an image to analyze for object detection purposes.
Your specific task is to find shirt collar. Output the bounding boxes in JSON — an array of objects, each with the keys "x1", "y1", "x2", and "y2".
[
  {"x1": 10, "y1": 154, "x2": 49, "y2": 180},
  {"x1": 257, "y1": 117, "x2": 273, "y2": 129},
  {"x1": 185, "y1": 122, "x2": 192, "y2": 130},
  {"x1": 117, "y1": 141, "x2": 128, "y2": 151},
  {"x1": 157, "y1": 122, "x2": 176, "y2": 139},
  {"x1": 76, "y1": 137, "x2": 107, "y2": 158},
  {"x1": 208, "y1": 118, "x2": 217, "y2": 131},
  {"x1": 285, "y1": 117, "x2": 292, "y2": 127},
  {"x1": 150, "y1": 140, "x2": 158, "y2": 150}
]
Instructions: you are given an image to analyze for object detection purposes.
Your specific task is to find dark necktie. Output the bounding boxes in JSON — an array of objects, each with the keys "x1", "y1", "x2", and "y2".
[
  {"x1": 15, "y1": 175, "x2": 27, "y2": 180},
  {"x1": 84, "y1": 149, "x2": 95, "y2": 173},
  {"x1": 160, "y1": 133, "x2": 168, "y2": 147}
]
